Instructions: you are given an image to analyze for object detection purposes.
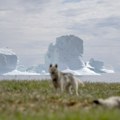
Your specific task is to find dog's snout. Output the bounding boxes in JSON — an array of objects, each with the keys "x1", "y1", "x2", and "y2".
[{"x1": 51, "y1": 72, "x2": 55, "y2": 75}]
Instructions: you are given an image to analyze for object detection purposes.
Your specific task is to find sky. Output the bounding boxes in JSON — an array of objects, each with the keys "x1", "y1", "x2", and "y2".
[{"x1": 0, "y1": 0, "x2": 120, "y2": 69}]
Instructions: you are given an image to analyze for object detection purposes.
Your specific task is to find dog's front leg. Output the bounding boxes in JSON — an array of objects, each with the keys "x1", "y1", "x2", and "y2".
[{"x1": 60, "y1": 80, "x2": 64, "y2": 93}]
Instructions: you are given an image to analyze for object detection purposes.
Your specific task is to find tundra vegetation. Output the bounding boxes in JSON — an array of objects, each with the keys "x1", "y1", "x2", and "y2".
[{"x1": 0, "y1": 80, "x2": 120, "y2": 120}]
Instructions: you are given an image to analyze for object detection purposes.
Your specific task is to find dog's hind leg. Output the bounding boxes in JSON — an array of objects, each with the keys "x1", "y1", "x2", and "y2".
[
  {"x1": 65, "y1": 84, "x2": 72, "y2": 95},
  {"x1": 75, "y1": 86, "x2": 79, "y2": 96},
  {"x1": 68, "y1": 86, "x2": 72, "y2": 95},
  {"x1": 73, "y1": 82, "x2": 79, "y2": 96}
]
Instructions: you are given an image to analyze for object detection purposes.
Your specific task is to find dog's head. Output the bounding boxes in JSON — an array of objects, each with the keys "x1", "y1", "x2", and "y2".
[{"x1": 49, "y1": 64, "x2": 58, "y2": 76}]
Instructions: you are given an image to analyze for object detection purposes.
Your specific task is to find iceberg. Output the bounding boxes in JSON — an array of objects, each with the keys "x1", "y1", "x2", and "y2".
[
  {"x1": 88, "y1": 58, "x2": 114, "y2": 73},
  {"x1": 45, "y1": 35, "x2": 85, "y2": 70},
  {"x1": 0, "y1": 48, "x2": 17, "y2": 74}
]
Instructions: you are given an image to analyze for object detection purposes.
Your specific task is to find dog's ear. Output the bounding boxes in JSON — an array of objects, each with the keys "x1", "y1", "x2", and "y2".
[
  {"x1": 49, "y1": 64, "x2": 52, "y2": 68},
  {"x1": 55, "y1": 64, "x2": 58, "y2": 68}
]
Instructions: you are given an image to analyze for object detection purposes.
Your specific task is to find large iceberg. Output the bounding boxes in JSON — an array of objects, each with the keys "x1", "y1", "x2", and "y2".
[
  {"x1": 45, "y1": 35, "x2": 85, "y2": 70},
  {"x1": 0, "y1": 48, "x2": 17, "y2": 74}
]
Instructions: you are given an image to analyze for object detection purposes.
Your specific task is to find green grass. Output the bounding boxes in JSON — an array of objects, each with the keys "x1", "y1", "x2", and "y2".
[{"x1": 0, "y1": 80, "x2": 120, "y2": 120}]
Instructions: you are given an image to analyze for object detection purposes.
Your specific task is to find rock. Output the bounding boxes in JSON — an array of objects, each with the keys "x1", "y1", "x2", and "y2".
[
  {"x1": 45, "y1": 35, "x2": 85, "y2": 71},
  {"x1": 0, "y1": 48, "x2": 17, "y2": 74}
]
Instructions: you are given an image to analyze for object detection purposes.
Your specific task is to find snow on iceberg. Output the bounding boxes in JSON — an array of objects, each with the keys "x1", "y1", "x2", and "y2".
[
  {"x1": 63, "y1": 67, "x2": 100, "y2": 75},
  {"x1": 0, "y1": 48, "x2": 16, "y2": 55},
  {"x1": 3, "y1": 70, "x2": 40, "y2": 75},
  {"x1": 75, "y1": 67, "x2": 100, "y2": 75},
  {"x1": 101, "y1": 68, "x2": 114, "y2": 73}
]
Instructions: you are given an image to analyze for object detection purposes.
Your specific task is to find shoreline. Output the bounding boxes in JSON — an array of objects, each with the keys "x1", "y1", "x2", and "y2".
[{"x1": 0, "y1": 73, "x2": 119, "y2": 83}]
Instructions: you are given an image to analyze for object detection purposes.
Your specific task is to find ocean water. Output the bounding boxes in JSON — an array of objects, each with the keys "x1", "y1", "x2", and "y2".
[
  {"x1": 78, "y1": 73, "x2": 120, "y2": 83},
  {"x1": 0, "y1": 73, "x2": 120, "y2": 83}
]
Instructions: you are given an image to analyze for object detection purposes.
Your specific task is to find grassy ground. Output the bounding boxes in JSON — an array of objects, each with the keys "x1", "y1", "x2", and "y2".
[{"x1": 0, "y1": 80, "x2": 120, "y2": 120}]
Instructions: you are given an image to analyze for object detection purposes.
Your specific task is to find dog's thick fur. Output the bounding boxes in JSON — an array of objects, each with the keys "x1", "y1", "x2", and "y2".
[{"x1": 49, "y1": 64, "x2": 84, "y2": 96}]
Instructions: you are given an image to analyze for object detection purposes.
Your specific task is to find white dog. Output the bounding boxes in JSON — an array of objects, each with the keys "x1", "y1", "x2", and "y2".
[{"x1": 49, "y1": 64, "x2": 84, "y2": 96}]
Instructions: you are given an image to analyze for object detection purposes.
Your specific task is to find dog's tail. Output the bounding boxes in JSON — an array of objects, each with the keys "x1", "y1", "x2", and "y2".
[{"x1": 79, "y1": 79, "x2": 85, "y2": 87}]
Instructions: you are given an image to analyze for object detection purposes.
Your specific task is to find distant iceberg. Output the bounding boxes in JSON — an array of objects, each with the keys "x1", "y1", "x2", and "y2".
[
  {"x1": 0, "y1": 48, "x2": 17, "y2": 74},
  {"x1": 87, "y1": 59, "x2": 115, "y2": 73}
]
